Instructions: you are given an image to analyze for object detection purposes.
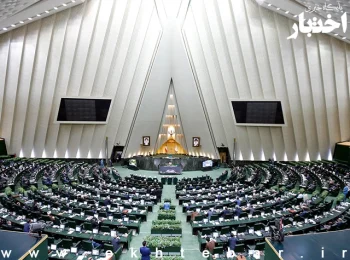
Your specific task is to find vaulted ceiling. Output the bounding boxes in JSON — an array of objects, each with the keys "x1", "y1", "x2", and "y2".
[{"x1": 0, "y1": 0, "x2": 349, "y2": 160}]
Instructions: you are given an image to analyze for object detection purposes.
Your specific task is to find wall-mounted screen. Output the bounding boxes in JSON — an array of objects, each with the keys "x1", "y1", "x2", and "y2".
[
  {"x1": 57, "y1": 98, "x2": 112, "y2": 123},
  {"x1": 202, "y1": 160, "x2": 213, "y2": 168},
  {"x1": 231, "y1": 101, "x2": 285, "y2": 125}
]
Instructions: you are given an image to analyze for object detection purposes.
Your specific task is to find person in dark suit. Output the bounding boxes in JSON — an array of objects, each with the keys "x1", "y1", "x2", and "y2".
[
  {"x1": 104, "y1": 197, "x2": 111, "y2": 207},
  {"x1": 140, "y1": 241, "x2": 151, "y2": 260},
  {"x1": 111, "y1": 236, "x2": 120, "y2": 252},
  {"x1": 221, "y1": 207, "x2": 229, "y2": 216},
  {"x1": 23, "y1": 219, "x2": 31, "y2": 232},
  {"x1": 228, "y1": 234, "x2": 238, "y2": 250},
  {"x1": 234, "y1": 206, "x2": 242, "y2": 217}
]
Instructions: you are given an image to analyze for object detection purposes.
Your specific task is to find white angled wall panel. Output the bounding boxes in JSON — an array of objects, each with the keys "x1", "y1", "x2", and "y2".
[{"x1": 0, "y1": 0, "x2": 348, "y2": 161}]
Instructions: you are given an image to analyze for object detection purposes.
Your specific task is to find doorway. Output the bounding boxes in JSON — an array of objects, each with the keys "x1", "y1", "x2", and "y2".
[{"x1": 217, "y1": 147, "x2": 231, "y2": 165}]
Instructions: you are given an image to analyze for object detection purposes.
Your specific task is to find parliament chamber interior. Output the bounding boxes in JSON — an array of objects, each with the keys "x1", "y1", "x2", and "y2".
[{"x1": 0, "y1": 0, "x2": 350, "y2": 260}]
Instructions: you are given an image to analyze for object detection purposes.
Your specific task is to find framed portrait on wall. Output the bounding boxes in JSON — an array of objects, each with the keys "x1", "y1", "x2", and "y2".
[
  {"x1": 193, "y1": 137, "x2": 200, "y2": 147},
  {"x1": 142, "y1": 136, "x2": 150, "y2": 146}
]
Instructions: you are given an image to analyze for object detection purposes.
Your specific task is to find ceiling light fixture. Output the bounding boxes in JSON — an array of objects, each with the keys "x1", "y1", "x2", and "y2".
[
  {"x1": 19, "y1": 21, "x2": 24, "y2": 24},
  {"x1": 3, "y1": 28, "x2": 7, "y2": 31},
  {"x1": 45, "y1": 10, "x2": 50, "y2": 13},
  {"x1": 28, "y1": 17, "x2": 33, "y2": 20},
  {"x1": 54, "y1": 6, "x2": 58, "y2": 10},
  {"x1": 63, "y1": 3, "x2": 67, "y2": 6},
  {"x1": 37, "y1": 14, "x2": 41, "y2": 17},
  {"x1": 11, "y1": 24, "x2": 16, "y2": 27}
]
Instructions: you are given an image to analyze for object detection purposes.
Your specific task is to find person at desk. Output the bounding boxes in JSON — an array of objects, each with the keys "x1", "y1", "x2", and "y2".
[
  {"x1": 2, "y1": 220, "x2": 15, "y2": 231},
  {"x1": 228, "y1": 234, "x2": 238, "y2": 251},
  {"x1": 207, "y1": 209, "x2": 213, "y2": 221},
  {"x1": 89, "y1": 237, "x2": 101, "y2": 249},
  {"x1": 140, "y1": 241, "x2": 151, "y2": 260},
  {"x1": 32, "y1": 201, "x2": 41, "y2": 213},
  {"x1": 343, "y1": 183, "x2": 349, "y2": 202},
  {"x1": 48, "y1": 214, "x2": 60, "y2": 226},
  {"x1": 104, "y1": 196, "x2": 112, "y2": 207},
  {"x1": 299, "y1": 205, "x2": 310, "y2": 218},
  {"x1": 163, "y1": 201, "x2": 170, "y2": 210},
  {"x1": 91, "y1": 217, "x2": 102, "y2": 230},
  {"x1": 234, "y1": 205, "x2": 241, "y2": 217},
  {"x1": 235, "y1": 197, "x2": 241, "y2": 206},
  {"x1": 23, "y1": 219, "x2": 31, "y2": 232},
  {"x1": 221, "y1": 207, "x2": 229, "y2": 216},
  {"x1": 191, "y1": 210, "x2": 199, "y2": 221},
  {"x1": 205, "y1": 237, "x2": 216, "y2": 254},
  {"x1": 21, "y1": 176, "x2": 29, "y2": 187},
  {"x1": 247, "y1": 204, "x2": 254, "y2": 215},
  {"x1": 112, "y1": 236, "x2": 121, "y2": 252}
]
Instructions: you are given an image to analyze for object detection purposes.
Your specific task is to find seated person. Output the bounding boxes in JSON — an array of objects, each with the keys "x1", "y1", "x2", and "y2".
[
  {"x1": 191, "y1": 210, "x2": 199, "y2": 221},
  {"x1": 89, "y1": 237, "x2": 101, "y2": 248},
  {"x1": 42, "y1": 177, "x2": 52, "y2": 185},
  {"x1": 299, "y1": 208, "x2": 309, "y2": 218},
  {"x1": 221, "y1": 207, "x2": 229, "y2": 216},
  {"x1": 48, "y1": 214, "x2": 60, "y2": 226},
  {"x1": 2, "y1": 220, "x2": 14, "y2": 231},
  {"x1": 112, "y1": 235, "x2": 121, "y2": 252},
  {"x1": 32, "y1": 201, "x2": 41, "y2": 212},
  {"x1": 247, "y1": 204, "x2": 254, "y2": 215},
  {"x1": 104, "y1": 197, "x2": 112, "y2": 207},
  {"x1": 21, "y1": 176, "x2": 29, "y2": 187},
  {"x1": 334, "y1": 218, "x2": 344, "y2": 228},
  {"x1": 61, "y1": 173, "x2": 70, "y2": 184},
  {"x1": 205, "y1": 237, "x2": 216, "y2": 254}
]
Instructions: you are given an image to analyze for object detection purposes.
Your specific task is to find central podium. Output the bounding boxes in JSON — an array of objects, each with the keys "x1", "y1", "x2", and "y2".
[{"x1": 129, "y1": 155, "x2": 212, "y2": 173}]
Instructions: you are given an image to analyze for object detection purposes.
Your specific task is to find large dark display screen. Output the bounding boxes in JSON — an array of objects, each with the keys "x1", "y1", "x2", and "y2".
[
  {"x1": 231, "y1": 101, "x2": 285, "y2": 124},
  {"x1": 57, "y1": 98, "x2": 111, "y2": 122}
]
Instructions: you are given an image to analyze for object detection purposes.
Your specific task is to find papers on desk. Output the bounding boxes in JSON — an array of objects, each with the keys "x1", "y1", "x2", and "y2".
[
  {"x1": 68, "y1": 230, "x2": 74, "y2": 234},
  {"x1": 255, "y1": 231, "x2": 262, "y2": 237}
]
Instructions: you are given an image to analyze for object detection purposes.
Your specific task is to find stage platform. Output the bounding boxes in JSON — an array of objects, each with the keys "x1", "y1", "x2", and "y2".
[
  {"x1": 128, "y1": 155, "x2": 216, "y2": 172},
  {"x1": 265, "y1": 230, "x2": 350, "y2": 260}
]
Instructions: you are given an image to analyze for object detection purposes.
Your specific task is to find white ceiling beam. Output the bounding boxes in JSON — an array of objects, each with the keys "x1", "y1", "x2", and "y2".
[{"x1": 0, "y1": 0, "x2": 85, "y2": 34}]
